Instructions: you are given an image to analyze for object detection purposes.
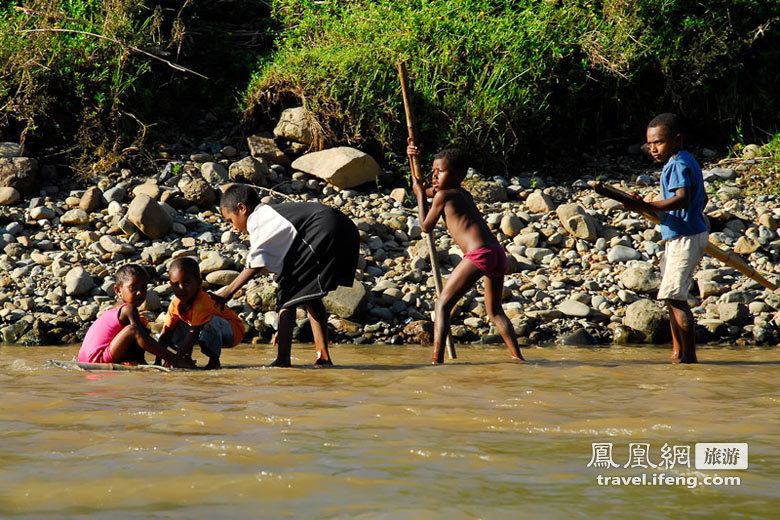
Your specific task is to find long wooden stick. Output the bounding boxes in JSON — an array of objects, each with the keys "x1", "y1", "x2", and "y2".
[
  {"x1": 590, "y1": 181, "x2": 778, "y2": 291},
  {"x1": 398, "y1": 61, "x2": 456, "y2": 360}
]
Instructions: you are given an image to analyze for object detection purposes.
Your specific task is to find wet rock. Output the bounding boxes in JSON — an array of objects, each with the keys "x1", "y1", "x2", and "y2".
[
  {"x1": 273, "y1": 107, "x2": 315, "y2": 145},
  {"x1": 323, "y1": 279, "x2": 367, "y2": 319},
  {"x1": 127, "y1": 194, "x2": 173, "y2": 239},
  {"x1": 401, "y1": 320, "x2": 433, "y2": 345},
  {"x1": 623, "y1": 298, "x2": 670, "y2": 343},
  {"x1": 556, "y1": 204, "x2": 597, "y2": 240},
  {"x1": 65, "y1": 266, "x2": 94, "y2": 296},
  {"x1": 292, "y1": 147, "x2": 380, "y2": 189}
]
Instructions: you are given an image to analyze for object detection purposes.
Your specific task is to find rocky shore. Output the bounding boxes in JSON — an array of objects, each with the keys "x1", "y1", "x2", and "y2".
[{"x1": 1, "y1": 110, "x2": 779, "y2": 349}]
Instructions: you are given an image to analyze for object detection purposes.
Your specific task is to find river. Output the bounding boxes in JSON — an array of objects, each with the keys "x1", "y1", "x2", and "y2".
[{"x1": 1, "y1": 344, "x2": 777, "y2": 518}]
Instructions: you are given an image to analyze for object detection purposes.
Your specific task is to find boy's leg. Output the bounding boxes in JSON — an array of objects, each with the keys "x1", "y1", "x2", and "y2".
[
  {"x1": 666, "y1": 299, "x2": 697, "y2": 363},
  {"x1": 198, "y1": 316, "x2": 233, "y2": 369},
  {"x1": 305, "y1": 299, "x2": 332, "y2": 366},
  {"x1": 483, "y1": 275, "x2": 524, "y2": 361},
  {"x1": 432, "y1": 259, "x2": 483, "y2": 363},
  {"x1": 271, "y1": 306, "x2": 296, "y2": 367}
]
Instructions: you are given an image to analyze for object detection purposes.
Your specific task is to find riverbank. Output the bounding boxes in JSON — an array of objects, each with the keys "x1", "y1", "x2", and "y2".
[{"x1": 1, "y1": 128, "x2": 780, "y2": 349}]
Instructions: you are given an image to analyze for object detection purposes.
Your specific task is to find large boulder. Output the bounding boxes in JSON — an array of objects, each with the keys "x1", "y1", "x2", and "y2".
[
  {"x1": 619, "y1": 264, "x2": 660, "y2": 293},
  {"x1": 127, "y1": 194, "x2": 173, "y2": 239},
  {"x1": 178, "y1": 177, "x2": 217, "y2": 207},
  {"x1": 556, "y1": 204, "x2": 597, "y2": 240},
  {"x1": 291, "y1": 147, "x2": 380, "y2": 189},
  {"x1": 228, "y1": 156, "x2": 270, "y2": 185},
  {"x1": 623, "y1": 299, "x2": 670, "y2": 343},
  {"x1": 323, "y1": 279, "x2": 367, "y2": 319},
  {"x1": 247, "y1": 134, "x2": 291, "y2": 167},
  {"x1": 0, "y1": 157, "x2": 38, "y2": 194},
  {"x1": 273, "y1": 107, "x2": 316, "y2": 144}
]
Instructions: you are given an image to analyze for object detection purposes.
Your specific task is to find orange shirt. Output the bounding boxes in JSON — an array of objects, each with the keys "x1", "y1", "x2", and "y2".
[{"x1": 164, "y1": 289, "x2": 244, "y2": 347}]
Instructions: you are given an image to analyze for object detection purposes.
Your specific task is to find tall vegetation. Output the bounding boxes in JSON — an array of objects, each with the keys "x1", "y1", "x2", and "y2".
[{"x1": 245, "y1": 0, "x2": 780, "y2": 168}]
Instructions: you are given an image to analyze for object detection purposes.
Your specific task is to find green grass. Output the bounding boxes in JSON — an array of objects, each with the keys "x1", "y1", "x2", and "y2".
[{"x1": 244, "y1": 0, "x2": 780, "y2": 170}]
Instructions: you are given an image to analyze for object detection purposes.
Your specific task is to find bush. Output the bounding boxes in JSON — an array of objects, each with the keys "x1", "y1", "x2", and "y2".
[{"x1": 244, "y1": 0, "x2": 780, "y2": 170}]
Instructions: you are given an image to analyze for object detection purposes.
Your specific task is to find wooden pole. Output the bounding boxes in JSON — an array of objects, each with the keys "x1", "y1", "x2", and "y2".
[
  {"x1": 590, "y1": 181, "x2": 778, "y2": 291},
  {"x1": 398, "y1": 60, "x2": 457, "y2": 360}
]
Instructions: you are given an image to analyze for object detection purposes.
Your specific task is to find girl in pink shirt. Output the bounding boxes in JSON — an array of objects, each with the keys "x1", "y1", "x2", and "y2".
[{"x1": 78, "y1": 265, "x2": 193, "y2": 368}]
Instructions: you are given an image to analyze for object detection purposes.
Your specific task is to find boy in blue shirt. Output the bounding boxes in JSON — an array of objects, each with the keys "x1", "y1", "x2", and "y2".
[{"x1": 623, "y1": 113, "x2": 708, "y2": 363}]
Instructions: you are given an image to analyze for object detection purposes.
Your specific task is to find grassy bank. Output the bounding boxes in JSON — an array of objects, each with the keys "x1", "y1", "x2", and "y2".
[{"x1": 245, "y1": 0, "x2": 780, "y2": 170}]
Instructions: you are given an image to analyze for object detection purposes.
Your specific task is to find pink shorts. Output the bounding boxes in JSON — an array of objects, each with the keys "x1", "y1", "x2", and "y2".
[
  {"x1": 90, "y1": 346, "x2": 115, "y2": 364},
  {"x1": 464, "y1": 243, "x2": 507, "y2": 279}
]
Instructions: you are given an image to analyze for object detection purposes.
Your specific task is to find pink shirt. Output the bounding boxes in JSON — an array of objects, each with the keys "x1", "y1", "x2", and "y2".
[{"x1": 78, "y1": 304, "x2": 146, "y2": 363}]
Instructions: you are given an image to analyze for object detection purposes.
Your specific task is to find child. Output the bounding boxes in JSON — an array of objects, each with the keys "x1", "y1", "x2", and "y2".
[
  {"x1": 407, "y1": 146, "x2": 524, "y2": 364},
  {"x1": 158, "y1": 257, "x2": 245, "y2": 369},
  {"x1": 78, "y1": 264, "x2": 193, "y2": 368},
  {"x1": 621, "y1": 113, "x2": 708, "y2": 363},
  {"x1": 216, "y1": 184, "x2": 359, "y2": 367}
]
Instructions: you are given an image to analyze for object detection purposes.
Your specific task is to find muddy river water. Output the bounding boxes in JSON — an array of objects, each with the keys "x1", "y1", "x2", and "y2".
[{"x1": 1, "y1": 344, "x2": 778, "y2": 518}]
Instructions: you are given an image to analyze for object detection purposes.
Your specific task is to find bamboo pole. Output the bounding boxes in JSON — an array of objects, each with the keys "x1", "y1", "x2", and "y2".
[
  {"x1": 398, "y1": 61, "x2": 456, "y2": 360},
  {"x1": 590, "y1": 181, "x2": 778, "y2": 291}
]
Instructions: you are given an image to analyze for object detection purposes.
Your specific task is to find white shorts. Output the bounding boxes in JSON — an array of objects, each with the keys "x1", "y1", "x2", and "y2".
[{"x1": 657, "y1": 231, "x2": 708, "y2": 301}]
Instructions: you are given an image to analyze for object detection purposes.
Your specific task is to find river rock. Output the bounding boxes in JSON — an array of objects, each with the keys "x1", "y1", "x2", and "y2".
[
  {"x1": 99, "y1": 235, "x2": 136, "y2": 254},
  {"x1": 79, "y1": 186, "x2": 104, "y2": 212},
  {"x1": 199, "y1": 252, "x2": 233, "y2": 274},
  {"x1": 179, "y1": 177, "x2": 217, "y2": 207},
  {"x1": 60, "y1": 209, "x2": 90, "y2": 226},
  {"x1": 500, "y1": 214, "x2": 523, "y2": 237},
  {"x1": 623, "y1": 298, "x2": 670, "y2": 343},
  {"x1": 205, "y1": 269, "x2": 240, "y2": 285},
  {"x1": 228, "y1": 156, "x2": 270, "y2": 185},
  {"x1": 246, "y1": 284, "x2": 278, "y2": 312},
  {"x1": 323, "y1": 279, "x2": 367, "y2": 319},
  {"x1": 525, "y1": 190, "x2": 555, "y2": 213},
  {"x1": 401, "y1": 320, "x2": 433, "y2": 345},
  {"x1": 558, "y1": 299, "x2": 591, "y2": 318},
  {"x1": 608, "y1": 245, "x2": 640, "y2": 263},
  {"x1": 247, "y1": 134, "x2": 291, "y2": 167},
  {"x1": 718, "y1": 302, "x2": 750, "y2": 326},
  {"x1": 461, "y1": 178, "x2": 508, "y2": 202},
  {"x1": 513, "y1": 232, "x2": 540, "y2": 248},
  {"x1": 141, "y1": 244, "x2": 171, "y2": 265},
  {"x1": 525, "y1": 247, "x2": 553, "y2": 262},
  {"x1": 698, "y1": 279, "x2": 729, "y2": 298},
  {"x1": 0, "y1": 187, "x2": 20, "y2": 205},
  {"x1": 127, "y1": 194, "x2": 173, "y2": 239},
  {"x1": 619, "y1": 264, "x2": 660, "y2": 293},
  {"x1": 561, "y1": 328, "x2": 596, "y2": 345},
  {"x1": 291, "y1": 147, "x2": 380, "y2": 189},
  {"x1": 556, "y1": 204, "x2": 597, "y2": 240},
  {"x1": 0, "y1": 157, "x2": 38, "y2": 194},
  {"x1": 30, "y1": 207, "x2": 55, "y2": 220},
  {"x1": 65, "y1": 266, "x2": 95, "y2": 296},
  {"x1": 733, "y1": 236, "x2": 760, "y2": 255},
  {"x1": 132, "y1": 182, "x2": 160, "y2": 200},
  {"x1": 200, "y1": 162, "x2": 229, "y2": 185},
  {"x1": 273, "y1": 107, "x2": 315, "y2": 144}
]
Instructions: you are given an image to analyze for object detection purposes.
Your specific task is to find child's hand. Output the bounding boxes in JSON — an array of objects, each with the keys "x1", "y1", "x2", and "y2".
[
  {"x1": 406, "y1": 143, "x2": 420, "y2": 158},
  {"x1": 621, "y1": 192, "x2": 644, "y2": 212},
  {"x1": 208, "y1": 291, "x2": 228, "y2": 310}
]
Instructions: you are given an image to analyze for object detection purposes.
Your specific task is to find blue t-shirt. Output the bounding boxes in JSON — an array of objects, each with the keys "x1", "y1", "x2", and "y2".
[{"x1": 659, "y1": 150, "x2": 708, "y2": 240}]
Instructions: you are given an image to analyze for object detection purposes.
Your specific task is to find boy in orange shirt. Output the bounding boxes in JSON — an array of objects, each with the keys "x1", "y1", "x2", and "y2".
[{"x1": 159, "y1": 257, "x2": 245, "y2": 369}]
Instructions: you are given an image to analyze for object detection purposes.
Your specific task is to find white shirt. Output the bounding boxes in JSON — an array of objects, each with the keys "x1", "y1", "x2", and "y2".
[{"x1": 245, "y1": 205, "x2": 298, "y2": 273}]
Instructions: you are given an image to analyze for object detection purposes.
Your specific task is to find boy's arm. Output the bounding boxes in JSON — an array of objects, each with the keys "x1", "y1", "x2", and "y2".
[
  {"x1": 413, "y1": 185, "x2": 446, "y2": 234},
  {"x1": 171, "y1": 325, "x2": 203, "y2": 358}
]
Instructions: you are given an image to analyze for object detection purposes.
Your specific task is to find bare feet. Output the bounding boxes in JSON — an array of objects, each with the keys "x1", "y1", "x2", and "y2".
[
  {"x1": 432, "y1": 346, "x2": 445, "y2": 364},
  {"x1": 269, "y1": 358, "x2": 292, "y2": 368},
  {"x1": 314, "y1": 357, "x2": 333, "y2": 367}
]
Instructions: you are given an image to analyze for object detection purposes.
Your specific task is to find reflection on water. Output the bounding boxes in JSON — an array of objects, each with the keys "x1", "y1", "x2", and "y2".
[{"x1": 1, "y1": 344, "x2": 778, "y2": 518}]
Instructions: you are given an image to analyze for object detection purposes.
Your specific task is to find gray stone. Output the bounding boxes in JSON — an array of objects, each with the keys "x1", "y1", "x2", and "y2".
[
  {"x1": 200, "y1": 162, "x2": 229, "y2": 185},
  {"x1": 127, "y1": 194, "x2": 173, "y2": 239},
  {"x1": 65, "y1": 266, "x2": 95, "y2": 296},
  {"x1": 623, "y1": 299, "x2": 670, "y2": 343},
  {"x1": 292, "y1": 147, "x2": 380, "y2": 189},
  {"x1": 561, "y1": 328, "x2": 596, "y2": 345},
  {"x1": 229, "y1": 156, "x2": 270, "y2": 185},
  {"x1": 556, "y1": 204, "x2": 597, "y2": 240},
  {"x1": 525, "y1": 247, "x2": 553, "y2": 262},
  {"x1": 619, "y1": 264, "x2": 660, "y2": 293},
  {"x1": 60, "y1": 209, "x2": 90, "y2": 226},
  {"x1": 718, "y1": 302, "x2": 750, "y2": 326},
  {"x1": 103, "y1": 186, "x2": 126, "y2": 203},
  {"x1": 710, "y1": 167, "x2": 737, "y2": 180},
  {"x1": 199, "y1": 253, "x2": 233, "y2": 274},
  {"x1": 99, "y1": 235, "x2": 136, "y2": 254},
  {"x1": 323, "y1": 279, "x2": 367, "y2": 319},
  {"x1": 273, "y1": 107, "x2": 316, "y2": 144},
  {"x1": 608, "y1": 245, "x2": 640, "y2": 263},
  {"x1": 141, "y1": 244, "x2": 172, "y2": 265},
  {"x1": 698, "y1": 279, "x2": 729, "y2": 298},
  {"x1": 513, "y1": 232, "x2": 540, "y2": 248},
  {"x1": 558, "y1": 299, "x2": 591, "y2": 318}
]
